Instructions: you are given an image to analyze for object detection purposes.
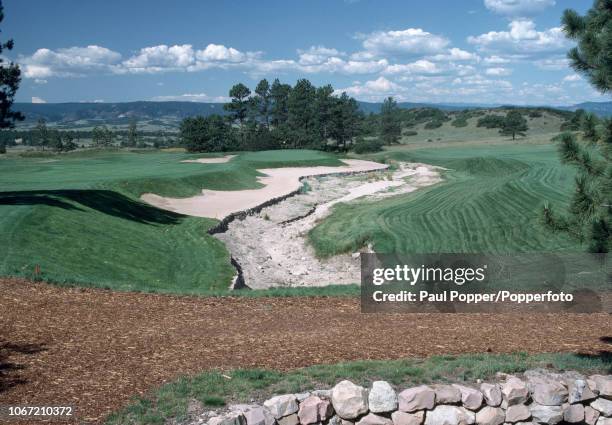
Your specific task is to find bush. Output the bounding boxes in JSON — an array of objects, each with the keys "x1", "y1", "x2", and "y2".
[
  {"x1": 477, "y1": 115, "x2": 505, "y2": 129},
  {"x1": 0, "y1": 142, "x2": 5, "y2": 154},
  {"x1": 451, "y1": 116, "x2": 468, "y2": 127},
  {"x1": 528, "y1": 111, "x2": 543, "y2": 118},
  {"x1": 424, "y1": 119, "x2": 443, "y2": 129},
  {"x1": 403, "y1": 130, "x2": 418, "y2": 136},
  {"x1": 353, "y1": 137, "x2": 383, "y2": 153}
]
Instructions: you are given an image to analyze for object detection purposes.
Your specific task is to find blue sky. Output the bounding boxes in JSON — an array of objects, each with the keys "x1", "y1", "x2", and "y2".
[{"x1": 4, "y1": 0, "x2": 606, "y2": 105}]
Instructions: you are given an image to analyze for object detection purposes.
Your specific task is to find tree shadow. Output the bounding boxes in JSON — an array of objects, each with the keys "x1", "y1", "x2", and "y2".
[
  {"x1": 0, "y1": 190, "x2": 183, "y2": 225},
  {"x1": 0, "y1": 341, "x2": 47, "y2": 393}
]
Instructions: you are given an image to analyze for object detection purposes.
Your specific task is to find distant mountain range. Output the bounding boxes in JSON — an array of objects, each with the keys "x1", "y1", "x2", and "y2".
[{"x1": 11, "y1": 100, "x2": 612, "y2": 128}]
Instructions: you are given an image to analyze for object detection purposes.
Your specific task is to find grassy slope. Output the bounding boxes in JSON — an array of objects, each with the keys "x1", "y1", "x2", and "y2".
[
  {"x1": 0, "y1": 149, "x2": 342, "y2": 293},
  {"x1": 310, "y1": 114, "x2": 582, "y2": 256},
  {"x1": 106, "y1": 352, "x2": 610, "y2": 425}
]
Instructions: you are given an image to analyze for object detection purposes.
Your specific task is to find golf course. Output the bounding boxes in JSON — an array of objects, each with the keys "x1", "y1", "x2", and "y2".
[{"x1": 0, "y1": 110, "x2": 587, "y2": 295}]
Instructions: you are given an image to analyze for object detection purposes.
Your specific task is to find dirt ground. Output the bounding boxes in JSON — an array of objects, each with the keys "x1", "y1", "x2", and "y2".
[{"x1": 0, "y1": 278, "x2": 610, "y2": 423}]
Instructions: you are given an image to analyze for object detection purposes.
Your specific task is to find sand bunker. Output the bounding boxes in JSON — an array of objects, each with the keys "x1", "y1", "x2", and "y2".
[
  {"x1": 215, "y1": 162, "x2": 443, "y2": 289},
  {"x1": 142, "y1": 159, "x2": 388, "y2": 219},
  {"x1": 180, "y1": 155, "x2": 236, "y2": 164}
]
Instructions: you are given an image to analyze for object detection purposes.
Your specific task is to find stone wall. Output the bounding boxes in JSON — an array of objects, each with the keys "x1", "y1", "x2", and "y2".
[{"x1": 189, "y1": 370, "x2": 611, "y2": 425}]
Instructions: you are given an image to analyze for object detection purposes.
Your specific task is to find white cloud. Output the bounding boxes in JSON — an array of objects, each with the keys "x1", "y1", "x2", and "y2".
[
  {"x1": 34, "y1": 78, "x2": 47, "y2": 84},
  {"x1": 563, "y1": 74, "x2": 581, "y2": 82},
  {"x1": 534, "y1": 57, "x2": 569, "y2": 70},
  {"x1": 122, "y1": 44, "x2": 195, "y2": 73},
  {"x1": 429, "y1": 48, "x2": 480, "y2": 62},
  {"x1": 384, "y1": 59, "x2": 441, "y2": 75},
  {"x1": 359, "y1": 28, "x2": 450, "y2": 56},
  {"x1": 151, "y1": 93, "x2": 230, "y2": 102},
  {"x1": 335, "y1": 76, "x2": 407, "y2": 101},
  {"x1": 484, "y1": 0, "x2": 555, "y2": 16},
  {"x1": 485, "y1": 67, "x2": 512, "y2": 76},
  {"x1": 483, "y1": 55, "x2": 511, "y2": 64},
  {"x1": 31, "y1": 96, "x2": 46, "y2": 103},
  {"x1": 468, "y1": 20, "x2": 569, "y2": 55},
  {"x1": 21, "y1": 45, "x2": 122, "y2": 78},
  {"x1": 196, "y1": 44, "x2": 249, "y2": 63}
]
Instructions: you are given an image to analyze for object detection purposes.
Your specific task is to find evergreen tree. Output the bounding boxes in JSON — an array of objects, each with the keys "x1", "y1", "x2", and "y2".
[
  {"x1": 380, "y1": 97, "x2": 401, "y2": 145},
  {"x1": 224, "y1": 83, "x2": 251, "y2": 126},
  {"x1": 35, "y1": 118, "x2": 49, "y2": 150},
  {"x1": 287, "y1": 79, "x2": 317, "y2": 148},
  {"x1": 329, "y1": 92, "x2": 360, "y2": 151},
  {"x1": 315, "y1": 84, "x2": 335, "y2": 141},
  {"x1": 500, "y1": 110, "x2": 528, "y2": 140},
  {"x1": 269, "y1": 78, "x2": 291, "y2": 126},
  {"x1": 0, "y1": 1, "x2": 23, "y2": 130},
  {"x1": 254, "y1": 79, "x2": 271, "y2": 127},
  {"x1": 562, "y1": 0, "x2": 612, "y2": 93},
  {"x1": 544, "y1": 0, "x2": 611, "y2": 252},
  {"x1": 127, "y1": 119, "x2": 138, "y2": 146},
  {"x1": 582, "y1": 112, "x2": 599, "y2": 141}
]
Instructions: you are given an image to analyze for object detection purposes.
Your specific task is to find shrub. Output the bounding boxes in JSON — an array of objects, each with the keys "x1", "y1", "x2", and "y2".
[
  {"x1": 451, "y1": 116, "x2": 468, "y2": 127},
  {"x1": 424, "y1": 119, "x2": 443, "y2": 129},
  {"x1": 477, "y1": 115, "x2": 505, "y2": 129},
  {"x1": 403, "y1": 130, "x2": 418, "y2": 136},
  {"x1": 353, "y1": 137, "x2": 383, "y2": 153}
]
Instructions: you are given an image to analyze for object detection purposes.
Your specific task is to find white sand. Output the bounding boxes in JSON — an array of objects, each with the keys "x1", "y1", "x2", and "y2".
[
  {"x1": 141, "y1": 159, "x2": 388, "y2": 219},
  {"x1": 180, "y1": 155, "x2": 236, "y2": 164}
]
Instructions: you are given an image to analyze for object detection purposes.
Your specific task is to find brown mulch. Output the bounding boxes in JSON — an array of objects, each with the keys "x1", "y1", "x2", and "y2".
[{"x1": 0, "y1": 278, "x2": 610, "y2": 424}]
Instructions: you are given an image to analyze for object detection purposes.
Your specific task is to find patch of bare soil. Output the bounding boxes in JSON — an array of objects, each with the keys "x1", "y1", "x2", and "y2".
[
  {"x1": 1, "y1": 278, "x2": 609, "y2": 423},
  {"x1": 215, "y1": 163, "x2": 443, "y2": 289}
]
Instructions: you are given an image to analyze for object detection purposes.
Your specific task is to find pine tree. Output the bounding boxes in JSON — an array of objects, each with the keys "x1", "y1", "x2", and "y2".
[
  {"x1": 0, "y1": 1, "x2": 23, "y2": 130},
  {"x1": 544, "y1": 0, "x2": 611, "y2": 252},
  {"x1": 500, "y1": 110, "x2": 528, "y2": 140},
  {"x1": 380, "y1": 97, "x2": 401, "y2": 145}
]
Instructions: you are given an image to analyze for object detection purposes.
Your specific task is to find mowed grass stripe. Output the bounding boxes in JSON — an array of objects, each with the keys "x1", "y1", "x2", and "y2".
[{"x1": 309, "y1": 144, "x2": 581, "y2": 256}]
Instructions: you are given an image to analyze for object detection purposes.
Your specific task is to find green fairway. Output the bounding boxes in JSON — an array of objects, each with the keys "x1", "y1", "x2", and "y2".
[
  {"x1": 0, "y1": 149, "x2": 342, "y2": 293},
  {"x1": 309, "y1": 142, "x2": 583, "y2": 256}
]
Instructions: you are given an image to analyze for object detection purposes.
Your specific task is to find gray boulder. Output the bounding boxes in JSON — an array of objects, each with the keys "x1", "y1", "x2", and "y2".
[
  {"x1": 567, "y1": 379, "x2": 597, "y2": 404},
  {"x1": 277, "y1": 413, "x2": 299, "y2": 425},
  {"x1": 590, "y1": 376, "x2": 612, "y2": 399},
  {"x1": 585, "y1": 406, "x2": 601, "y2": 425},
  {"x1": 391, "y1": 411, "x2": 424, "y2": 425},
  {"x1": 505, "y1": 405, "x2": 531, "y2": 423},
  {"x1": 453, "y1": 384, "x2": 484, "y2": 410},
  {"x1": 475, "y1": 407, "x2": 505, "y2": 425},
  {"x1": 298, "y1": 396, "x2": 333, "y2": 425},
  {"x1": 435, "y1": 385, "x2": 462, "y2": 404},
  {"x1": 529, "y1": 403, "x2": 563, "y2": 424},
  {"x1": 481, "y1": 383, "x2": 502, "y2": 407},
  {"x1": 563, "y1": 404, "x2": 584, "y2": 423},
  {"x1": 591, "y1": 397, "x2": 612, "y2": 417},
  {"x1": 369, "y1": 381, "x2": 398, "y2": 413},
  {"x1": 356, "y1": 413, "x2": 394, "y2": 425},
  {"x1": 424, "y1": 405, "x2": 475, "y2": 425},
  {"x1": 529, "y1": 380, "x2": 568, "y2": 406},
  {"x1": 263, "y1": 395, "x2": 299, "y2": 419},
  {"x1": 331, "y1": 380, "x2": 369, "y2": 420},
  {"x1": 597, "y1": 418, "x2": 612, "y2": 425},
  {"x1": 398, "y1": 386, "x2": 435, "y2": 413},
  {"x1": 502, "y1": 378, "x2": 529, "y2": 406}
]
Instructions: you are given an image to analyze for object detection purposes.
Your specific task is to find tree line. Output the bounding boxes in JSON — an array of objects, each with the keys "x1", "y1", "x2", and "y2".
[{"x1": 180, "y1": 79, "x2": 402, "y2": 153}]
